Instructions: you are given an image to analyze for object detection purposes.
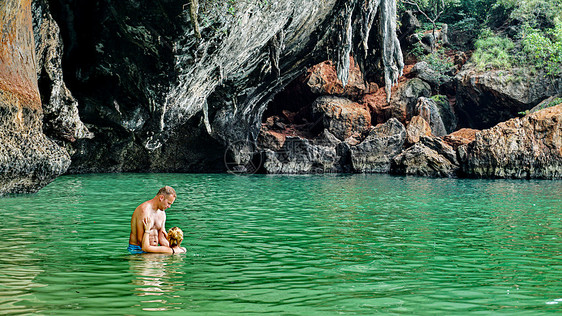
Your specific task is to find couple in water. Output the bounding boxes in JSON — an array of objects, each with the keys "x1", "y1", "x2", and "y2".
[{"x1": 128, "y1": 186, "x2": 186, "y2": 254}]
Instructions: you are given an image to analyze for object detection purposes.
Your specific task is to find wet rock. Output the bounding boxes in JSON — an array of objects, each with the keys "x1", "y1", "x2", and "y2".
[
  {"x1": 350, "y1": 118, "x2": 406, "y2": 173},
  {"x1": 0, "y1": 0, "x2": 70, "y2": 194},
  {"x1": 312, "y1": 96, "x2": 371, "y2": 141},
  {"x1": 406, "y1": 115, "x2": 432, "y2": 145},
  {"x1": 463, "y1": 104, "x2": 562, "y2": 179},
  {"x1": 391, "y1": 136, "x2": 459, "y2": 178},
  {"x1": 389, "y1": 78, "x2": 431, "y2": 123},
  {"x1": 455, "y1": 66, "x2": 562, "y2": 129}
]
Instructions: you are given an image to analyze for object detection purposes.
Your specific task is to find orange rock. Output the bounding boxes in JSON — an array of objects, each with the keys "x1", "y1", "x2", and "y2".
[
  {"x1": 406, "y1": 115, "x2": 432, "y2": 145},
  {"x1": 305, "y1": 57, "x2": 373, "y2": 100},
  {"x1": 443, "y1": 128, "x2": 479, "y2": 149}
]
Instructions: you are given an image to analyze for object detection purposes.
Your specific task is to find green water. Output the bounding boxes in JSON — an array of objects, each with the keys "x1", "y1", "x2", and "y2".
[{"x1": 0, "y1": 174, "x2": 560, "y2": 315}]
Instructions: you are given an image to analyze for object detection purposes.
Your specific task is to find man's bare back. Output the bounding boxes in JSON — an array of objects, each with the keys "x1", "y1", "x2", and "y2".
[{"x1": 129, "y1": 187, "x2": 176, "y2": 249}]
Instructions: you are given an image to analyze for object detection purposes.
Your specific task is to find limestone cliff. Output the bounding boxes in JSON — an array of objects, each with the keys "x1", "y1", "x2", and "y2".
[
  {"x1": 0, "y1": 0, "x2": 69, "y2": 194},
  {"x1": 42, "y1": 0, "x2": 403, "y2": 172}
]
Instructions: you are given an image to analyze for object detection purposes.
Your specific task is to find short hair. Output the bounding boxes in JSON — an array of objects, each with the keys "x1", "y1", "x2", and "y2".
[
  {"x1": 167, "y1": 227, "x2": 183, "y2": 247},
  {"x1": 157, "y1": 186, "x2": 176, "y2": 198}
]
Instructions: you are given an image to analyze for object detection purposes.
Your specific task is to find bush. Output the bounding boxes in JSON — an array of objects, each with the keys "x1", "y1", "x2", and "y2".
[
  {"x1": 521, "y1": 19, "x2": 562, "y2": 76},
  {"x1": 471, "y1": 30, "x2": 515, "y2": 70}
]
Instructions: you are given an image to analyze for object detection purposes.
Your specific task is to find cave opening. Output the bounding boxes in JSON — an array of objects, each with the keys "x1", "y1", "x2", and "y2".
[
  {"x1": 258, "y1": 58, "x2": 390, "y2": 149},
  {"x1": 261, "y1": 72, "x2": 323, "y2": 140}
]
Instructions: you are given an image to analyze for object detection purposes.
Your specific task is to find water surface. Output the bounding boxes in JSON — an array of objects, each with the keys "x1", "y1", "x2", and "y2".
[{"x1": 0, "y1": 173, "x2": 560, "y2": 315}]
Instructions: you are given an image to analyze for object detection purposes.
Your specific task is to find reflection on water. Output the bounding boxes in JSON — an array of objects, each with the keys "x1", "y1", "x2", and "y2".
[
  {"x1": 0, "y1": 173, "x2": 560, "y2": 314},
  {"x1": 128, "y1": 254, "x2": 185, "y2": 311}
]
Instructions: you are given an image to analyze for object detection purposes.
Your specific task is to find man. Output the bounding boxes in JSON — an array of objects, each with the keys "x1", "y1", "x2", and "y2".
[{"x1": 128, "y1": 186, "x2": 176, "y2": 254}]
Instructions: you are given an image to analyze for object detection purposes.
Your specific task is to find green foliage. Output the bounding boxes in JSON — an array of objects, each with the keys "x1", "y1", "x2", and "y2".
[
  {"x1": 430, "y1": 94, "x2": 448, "y2": 104},
  {"x1": 412, "y1": 42, "x2": 455, "y2": 78},
  {"x1": 500, "y1": 0, "x2": 562, "y2": 27},
  {"x1": 521, "y1": 20, "x2": 562, "y2": 76},
  {"x1": 471, "y1": 30, "x2": 515, "y2": 70}
]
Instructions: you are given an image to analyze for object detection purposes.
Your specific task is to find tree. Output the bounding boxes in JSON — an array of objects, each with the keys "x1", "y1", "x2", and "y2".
[{"x1": 401, "y1": 0, "x2": 447, "y2": 52}]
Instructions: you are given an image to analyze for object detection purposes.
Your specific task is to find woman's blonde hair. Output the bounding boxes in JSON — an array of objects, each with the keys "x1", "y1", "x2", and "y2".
[{"x1": 167, "y1": 227, "x2": 183, "y2": 247}]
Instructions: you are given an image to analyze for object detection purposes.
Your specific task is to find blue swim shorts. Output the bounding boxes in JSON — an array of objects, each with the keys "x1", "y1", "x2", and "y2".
[{"x1": 128, "y1": 244, "x2": 146, "y2": 254}]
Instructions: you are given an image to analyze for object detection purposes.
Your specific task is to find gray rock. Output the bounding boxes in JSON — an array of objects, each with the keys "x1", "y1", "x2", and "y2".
[
  {"x1": 455, "y1": 66, "x2": 562, "y2": 129},
  {"x1": 411, "y1": 61, "x2": 453, "y2": 90},
  {"x1": 32, "y1": 0, "x2": 92, "y2": 143},
  {"x1": 390, "y1": 78, "x2": 431, "y2": 122},
  {"x1": 262, "y1": 135, "x2": 341, "y2": 174},
  {"x1": 391, "y1": 140, "x2": 459, "y2": 178},
  {"x1": 414, "y1": 97, "x2": 449, "y2": 137},
  {"x1": 38, "y1": 0, "x2": 403, "y2": 173},
  {"x1": 351, "y1": 118, "x2": 406, "y2": 173}
]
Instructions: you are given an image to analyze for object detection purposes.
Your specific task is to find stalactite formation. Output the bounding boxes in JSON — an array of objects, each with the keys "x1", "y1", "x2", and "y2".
[{"x1": 335, "y1": 0, "x2": 404, "y2": 103}]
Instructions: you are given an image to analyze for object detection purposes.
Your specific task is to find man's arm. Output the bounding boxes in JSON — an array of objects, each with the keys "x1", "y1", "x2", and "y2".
[{"x1": 136, "y1": 214, "x2": 145, "y2": 245}]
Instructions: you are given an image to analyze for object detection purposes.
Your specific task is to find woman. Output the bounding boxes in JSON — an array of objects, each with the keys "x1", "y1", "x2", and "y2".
[{"x1": 142, "y1": 218, "x2": 186, "y2": 254}]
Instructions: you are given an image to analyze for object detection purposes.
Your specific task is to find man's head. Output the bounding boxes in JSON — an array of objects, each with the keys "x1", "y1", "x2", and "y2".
[{"x1": 156, "y1": 186, "x2": 176, "y2": 211}]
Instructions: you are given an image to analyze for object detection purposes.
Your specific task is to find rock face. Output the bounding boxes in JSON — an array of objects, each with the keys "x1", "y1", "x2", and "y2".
[
  {"x1": 38, "y1": 0, "x2": 404, "y2": 173},
  {"x1": 351, "y1": 118, "x2": 406, "y2": 173},
  {"x1": 305, "y1": 59, "x2": 375, "y2": 99},
  {"x1": 32, "y1": 0, "x2": 91, "y2": 143},
  {"x1": 389, "y1": 78, "x2": 431, "y2": 122},
  {"x1": 0, "y1": 0, "x2": 70, "y2": 194},
  {"x1": 262, "y1": 131, "x2": 343, "y2": 174},
  {"x1": 455, "y1": 67, "x2": 562, "y2": 129},
  {"x1": 463, "y1": 103, "x2": 562, "y2": 179},
  {"x1": 392, "y1": 136, "x2": 459, "y2": 177},
  {"x1": 312, "y1": 96, "x2": 371, "y2": 141}
]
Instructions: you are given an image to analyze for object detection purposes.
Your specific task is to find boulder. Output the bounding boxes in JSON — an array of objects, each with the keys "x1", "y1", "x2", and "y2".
[
  {"x1": 455, "y1": 66, "x2": 562, "y2": 129},
  {"x1": 391, "y1": 137, "x2": 460, "y2": 178},
  {"x1": 414, "y1": 97, "x2": 449, "y2": 136},
  {"x1": 463, "y1": 104, "x2": 562, "y2": 179},
  {"x1": 406, "y1": 115, "x2": 432, "y2": 145},
  {"x1": 350, "y1": 118, "x2": 406, "y2": 173},
  {"x1": 262, "y1": 135, "x2": 341, "y2": 174},
  {"x1": 389, "y1": 78, "x2": 431, "y2": 123},
  {"x1": 443, "y1": 128, "x2": 479, "y2": 150},
  {"x1": 312, "y1": 96, "x2": 371, "y2": 141},
  {"x1": 362, "y1": 92, "x2": 392, "y2": 125},
  {"x1": 411, "y1": 61, "x2": 453, "y2": 90}
]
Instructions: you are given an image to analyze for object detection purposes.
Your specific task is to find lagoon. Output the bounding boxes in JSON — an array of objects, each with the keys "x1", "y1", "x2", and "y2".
[{"x1": 0, "y1": 173, "x2": 560, "y2": 315}]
